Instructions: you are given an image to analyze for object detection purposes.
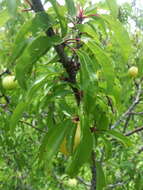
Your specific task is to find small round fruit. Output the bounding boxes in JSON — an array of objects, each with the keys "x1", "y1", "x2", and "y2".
[
  {"x1": 0, "y1": 97, "x2": 7, "y2": 104},
  {"x1": 128, "y1": 66, "x2": 138, "y2": 77},
  {"x1": 67, "y1": 179, "x2": 77, "y2": 187},
  {"x1": 2, "y1": 75, "x2": 18, "y2": 90}
]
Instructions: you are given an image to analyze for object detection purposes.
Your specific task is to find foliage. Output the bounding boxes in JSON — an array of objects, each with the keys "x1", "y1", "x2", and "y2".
[{"x1": 0, "y1": 0, "x2": 143, "y2": 189}]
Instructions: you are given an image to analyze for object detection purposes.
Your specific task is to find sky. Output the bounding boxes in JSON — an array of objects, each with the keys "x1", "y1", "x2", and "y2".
[
  {"x1": 44, "y1": 0, "x2": 142, "y2": 9},
  {"x1": 44, "y1": 0, "x2": 133, "y2": 6}
]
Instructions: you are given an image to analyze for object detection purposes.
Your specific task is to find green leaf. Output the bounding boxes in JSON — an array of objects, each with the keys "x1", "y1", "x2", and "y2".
[
  {"x1": 6, "y1": 0, "x2": 17, "y2": 16},
  {"x1": 102, "y1": 137, "x2": 112, "y2": 160},
  {"x1": 49, "y1": 0, "x2": 67, "y2": 36},
  {"x1": 105, "y1": 130, "x2": 131, "y2": 147},
  {"x1": 39, "y1": 120, "x2": 71, "y2": 165},
  {"x1": 96, "y1": 162, "x2": 106, "y2": 190},
  {"x1": 77, "y1": 50, "x2": 98, "y2": 115},
  {"x1": 27, "y1": 75, "x2": 50, "y2": 100},
  {"x1": 106, "y1": 0, "x2": 118, "y2": 18},
  {"x1": 86, "y1": 41, "x2": 115, "y2": 92},
  {"x1": 16, "y1": 35, "x2": 60, "y2": 89},
  {"x1": 0, "y1": 10, "x2": 10, "y2": 27},
  {"x1": 15, "y1": 12, "x2": 54, "y2": 45},
  {"x1": 77, "y1": 50, "x2": 98, "y2": 88},
  {"x1": 9, "y1": 39, "x2": 31, "y2": 64},
  {"x1": 9, "y1": 12, "x2": 54, "y2": 64},
  {"x1": 78, "y1": 24, "x2": 101, "y2": 44},
  {"x1": 134, "y1": 174, "x2": 143, "y2": 190},
  {"x1": 102, "y1": 15, "x2": 132, "y2": 62},
  {"x1": 66, "y1": 119, "x2": 93, "y2": 177},
  {"x1": 10, "y1": 75, "x2": 50, "y2": 131},
  {"x1": 65, "y1": 0, "x2": 76, "y2": 16},
  {"x1": 10, "y1": 101, "x2": 28, "y2": 132}
]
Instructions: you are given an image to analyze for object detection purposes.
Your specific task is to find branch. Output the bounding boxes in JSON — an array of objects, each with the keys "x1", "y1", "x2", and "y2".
[
  {"x1": 125, "y1": 126, "x2": 143, "y2": 136},
  {"x1": 122, "y1": 114, "x2": 132, "y2": 133},
  {"x1": 19, "y1": 120, "x2": 47, "y2": 133},
  {"x1": 108, "y1": 182, "x2": 126, "y2": 188},
  {"x1": 52, "y1": 172, "x2": 65, "y2": 190},
  {"x1": 111, "y1": 81, "x2": 142, "y2": 129},
  {"x1": 90, "y1": 151, "x2": 96, "y2": 190},
  {"x1": 127, "y1": 111, "x2": 143, "y2": 115},
  {"x1": 30, "y1": 0, "x2": 81, "y2": 105},
  {"x1": 76, "y1": 176, "x2": 91, "y2": 187},
  {"x1": 137, "y1": 146, "x2": 143, "y2": 154},
  {"x1": 0, "y1": 69, "x2": 11, "y2": 78},
  {"x1": 29, "y1": 0, "x2": 43, "y2": 12}
]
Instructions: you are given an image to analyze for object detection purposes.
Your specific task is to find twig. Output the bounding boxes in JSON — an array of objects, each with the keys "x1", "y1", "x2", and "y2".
[
  {"x1": 19, "y1": 120, "x2": 47, "y2": 133},
  {"x1": 111, "y1": 81, "x2": 142, "y2": 129},
  {"x1": 52, "y1": 172, "x2": 65, "y2": 190},
  {"x1": 108, "y1": 182, "x2": 126, "y2": 188},
  {"x1": 0, "y1": 69, "x2": 11, "y2": 78},
  {"x1": 90, "y1": 151, "x2": 96, "y2": 190},
  {"x1": 122, "y1": 114, "x2": 132, "y2": 133},
  {"x1": 127, "y1": 111, "x2": 143, "y2": 115},
  {"x1": 137, "y1": 146, "x2": 143, "y2": 154},
  {"x1": 24, "y1": 0, "x2": 33, "y2": 8},
  {"x1": 125, "y1": 126, "x2": 143, "y2": 136},
  {"x1": 76, "y1": 176, "x2": 91, "y2": 187}
]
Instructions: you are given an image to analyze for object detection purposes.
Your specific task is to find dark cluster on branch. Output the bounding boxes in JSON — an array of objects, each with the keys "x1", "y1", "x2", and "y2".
[{"x1": 29, "y1": 0, "x2": 82, "y2": 105}]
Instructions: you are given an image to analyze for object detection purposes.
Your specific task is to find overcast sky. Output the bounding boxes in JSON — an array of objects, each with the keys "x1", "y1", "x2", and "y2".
[{"x1": 44, "y1": 0, "x2": 142, "y2": 9}]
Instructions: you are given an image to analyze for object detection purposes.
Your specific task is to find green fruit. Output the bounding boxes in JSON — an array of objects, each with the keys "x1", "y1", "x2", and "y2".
[
  {"x1": 128, "y1": 66, "x2": 138, "y2": 77},
  {"x1": 2, "y1": 75, "x2": 18, "y2": 90},
  {"x1": 0, "y1": 97, "x2": 7, "y2": 104},
  {"x1": 67, "y1": 179, "x2": 77, "y2": 187}
]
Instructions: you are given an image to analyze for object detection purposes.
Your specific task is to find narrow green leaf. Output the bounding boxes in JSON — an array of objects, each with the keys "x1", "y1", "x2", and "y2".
[
  {"x1": 27, "y1": 75, "x2": 49, "y2": 100},
  {"x1": 102, "y1": 137, "x2": 112, "y2": 160},
  {"x1": 96, "y1": 162, "x2": 106, "y2": 190},
  {"x1": 6, "y1": 0, "x2": 17, "y2": 16},
  {"x1": 102, "y1": 15, "x2": 132, "y2": 62},
  {"x1": 66, "y1": 120, "x2": 93, "y2": 177},
  {"x1": 39, "y1": 120, "x2": 71, "y2": 164},
  {"x1": 77, "y1": 50, "x2": 98, "y2": 115},
  {"x1": 86, "y1": 41, "x2": 115, "y2": 92},
  {"x1": 10, "y1": 75, "x2": 50, "y2": 131},
  {"x1": 10, "y1": 39, "x2": 31, "y2": 64},
  {"x1": 65, "y1": 0, "x2": 76, "y2": 16},
  {"x1": 10, "y1": 101, "x2": 27, "y2": 132},
  {"x1": 78, "y1": 24, "x2": 101, "y2": 44},
  {"x1": 49, "y1": 0, "x2": 67, "y2": 36},
  {"x1": 15, "y1": 12, "x2": 54, "y2": 45},
  {"x1": 16, "y1": 35, "x2": 60, "y2": 89},
  {"x1": 105, "y1": 130, "x2": 131, "y2": 147},
  {"x1": 106, "y1": 0, "x2": 118, "y2": 18},
  {"x1": 0, "y1": 10, "x2": 10, "y2": 27},
  {"x1": 9, "y1": 12, "x2": 54, "y2": 65}
]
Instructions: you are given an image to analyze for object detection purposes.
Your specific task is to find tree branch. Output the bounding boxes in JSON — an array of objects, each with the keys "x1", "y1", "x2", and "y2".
[
  {"x1": 76, "y1": 176, "x2": 91, "y2": 187},
  {"x1": 30, "y1": 0, "x2": 81, "y2": 105},
  {"x1": 125, "y1": 126, "x2": 143, "y2": 136},
  {"x1": 19, "y1": 120, "x2": 47, "y2": 133},
  {"x1": 127, "y1": 111, "x2": 143, "y2": 115},
  {"x1": 90, "y1": 151, "x2": 96, "y2": 190},
  {"x1": 0, "y1": 69, "x2": 11, "y2": 78},
  {"x1": 111, "y1": 81, "x2": 142, "y2": 129},
  {"x1": 137, "y1": 146, "x2": 143, "y2": 154}
]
